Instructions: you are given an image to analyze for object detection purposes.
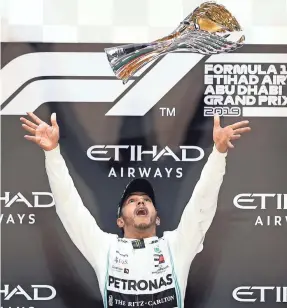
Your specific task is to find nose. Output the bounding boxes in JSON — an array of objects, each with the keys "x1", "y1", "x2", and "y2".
[{"x1": 137, "y1": 199, "x2": 145, "y2": 206}]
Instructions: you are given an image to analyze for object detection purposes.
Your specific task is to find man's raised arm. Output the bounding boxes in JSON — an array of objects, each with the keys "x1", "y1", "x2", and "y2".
[
  {"x1": 167, "y1": 115, "x2": 251, "y2": 260},
  {"x1": 21, "y1": 112, "x2": 111, "y2": 270}
]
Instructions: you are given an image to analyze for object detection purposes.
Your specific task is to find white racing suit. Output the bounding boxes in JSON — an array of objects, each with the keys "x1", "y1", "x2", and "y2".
[{"x1": 45, "y1": 145, "x2": 227, "y2": 308}]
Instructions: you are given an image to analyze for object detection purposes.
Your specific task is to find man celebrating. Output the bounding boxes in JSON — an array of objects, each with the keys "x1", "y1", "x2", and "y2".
[{"x1": 20, "y1": 112, "x2": 251, "y2": 308}]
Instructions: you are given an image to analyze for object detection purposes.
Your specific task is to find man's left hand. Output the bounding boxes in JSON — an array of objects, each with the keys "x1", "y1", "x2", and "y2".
[{"x1": 213, "y1": 114, "x2": 251, "y2": 153}]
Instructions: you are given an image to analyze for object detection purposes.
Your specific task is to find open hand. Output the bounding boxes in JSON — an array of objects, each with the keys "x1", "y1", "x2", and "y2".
[
  {"x1": 213, "y1": 114, "x2": 251, "y2": 153},
  {"x1": 20, "y1": 112, "x2": 59, "y2": 151}
]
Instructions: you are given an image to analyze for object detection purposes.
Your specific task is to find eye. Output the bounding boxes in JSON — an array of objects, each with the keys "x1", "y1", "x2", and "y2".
[
  {"x1": 128, "y1": 199, "x2": 135, "y2": 203},
  {"x1": 145, "y1": 198, "x2": 151, "y2": 202}
]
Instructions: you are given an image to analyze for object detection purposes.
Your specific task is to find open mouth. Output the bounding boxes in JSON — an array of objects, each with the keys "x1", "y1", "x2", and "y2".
[{"x1": 135, "y1": 208, "x2": 148, "y2": 216}]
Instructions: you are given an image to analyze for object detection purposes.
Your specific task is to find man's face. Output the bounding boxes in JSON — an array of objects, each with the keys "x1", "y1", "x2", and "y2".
[{"x1": 120, "y1": 192, "x2": 158, "y2": 231}]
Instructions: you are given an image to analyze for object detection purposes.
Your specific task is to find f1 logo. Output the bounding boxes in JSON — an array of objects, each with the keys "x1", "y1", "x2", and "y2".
[{"x1": 0, "y1": 51, "x2": 203, "y2": 116}]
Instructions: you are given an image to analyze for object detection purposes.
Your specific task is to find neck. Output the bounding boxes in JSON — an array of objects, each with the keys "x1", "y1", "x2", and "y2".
[{"x1": 124, "y1": 227, "x2": 156, "y2": 239}]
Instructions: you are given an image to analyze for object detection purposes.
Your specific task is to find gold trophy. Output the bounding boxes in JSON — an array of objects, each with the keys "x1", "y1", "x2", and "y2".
[{"x1": 105, "y1": 1, "x2": 245, "y2": 84}]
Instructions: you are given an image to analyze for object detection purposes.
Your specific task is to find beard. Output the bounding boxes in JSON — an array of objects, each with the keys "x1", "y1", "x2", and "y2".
[
  {"x1": 123, "y1": 214, "x2": 157, "y2": 231},
  {"x1": 134, "y1": 221, "x2": 153, "y2": 230},
  {"x1": 134, "y1": 214, "x2": 157, "y2": 230}
]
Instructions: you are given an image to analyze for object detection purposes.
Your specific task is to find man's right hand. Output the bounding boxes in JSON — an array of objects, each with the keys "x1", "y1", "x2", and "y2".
[{"x1": 20, "y1": 112, "x2": 59, "y2": 151}]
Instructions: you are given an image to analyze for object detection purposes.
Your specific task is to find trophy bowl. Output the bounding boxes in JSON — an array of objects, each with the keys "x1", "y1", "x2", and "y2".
[{"x1": 105, "y1": 1, "x2": 245, "y2": 84}]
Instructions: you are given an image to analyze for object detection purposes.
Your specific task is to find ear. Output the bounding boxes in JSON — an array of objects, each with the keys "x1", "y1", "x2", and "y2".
[
  {"x1": 117, "y1": 217, "x2": 125, "y2": 228},
  {"x1": 156, "y1": 217, "x2": 160, "y2": 226}
]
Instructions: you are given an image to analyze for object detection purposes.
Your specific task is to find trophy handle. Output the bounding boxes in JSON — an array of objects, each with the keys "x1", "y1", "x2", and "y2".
[
  {"x1": 105, "y1": 41, "x2": 174, "y2": 84},
  {"x1": 105, "y1": 43, "x2": 150, "y2": 67}
]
